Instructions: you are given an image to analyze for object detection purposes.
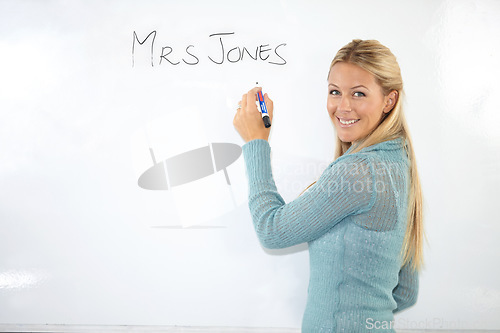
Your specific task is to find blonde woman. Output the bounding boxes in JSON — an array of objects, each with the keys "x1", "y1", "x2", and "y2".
[{"x1": 233, "y1": 39, "x2": 423, "y2": 332}]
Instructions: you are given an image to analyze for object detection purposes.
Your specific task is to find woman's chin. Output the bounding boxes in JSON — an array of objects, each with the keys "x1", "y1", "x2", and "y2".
[{"x1": 336, "y1": 132, "x2": 357, "y2": 143}]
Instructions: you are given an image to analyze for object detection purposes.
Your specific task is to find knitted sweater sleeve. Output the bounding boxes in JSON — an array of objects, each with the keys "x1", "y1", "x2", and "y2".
[
  {"x1": 392, "y1": 260, "x2": 419, "y2": 313},
  {"x1": 242, "y1": 139, "x2": 376, "y2": 249}
]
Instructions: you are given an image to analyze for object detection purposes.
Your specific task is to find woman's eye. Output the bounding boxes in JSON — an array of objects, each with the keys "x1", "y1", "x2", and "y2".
[
  {"x1": 330, "y1": 90, "x2": 340, "y2": 96},
  {"x1": 353, "y1": 91, "x2": 366, "y2": 97}
]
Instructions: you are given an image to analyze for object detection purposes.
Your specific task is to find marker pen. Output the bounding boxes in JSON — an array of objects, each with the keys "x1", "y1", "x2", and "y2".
[{"x1": 257, "y1": 90, "x2": 271, "y2": 128}]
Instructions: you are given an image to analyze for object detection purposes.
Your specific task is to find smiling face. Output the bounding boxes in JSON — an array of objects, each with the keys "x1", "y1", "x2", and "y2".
[{"x1": 327, "y1": 62, "x2": 395, "y2": 144}]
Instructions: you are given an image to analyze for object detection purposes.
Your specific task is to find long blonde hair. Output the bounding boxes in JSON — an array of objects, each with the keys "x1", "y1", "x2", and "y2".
[{"x1": 305, "y1": 39, "x2": 424, "y2": 271}]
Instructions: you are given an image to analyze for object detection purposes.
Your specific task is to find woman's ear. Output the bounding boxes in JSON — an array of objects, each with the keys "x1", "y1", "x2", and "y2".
[{"x1": 384, "y1": 90, "x2": 399, "y2": 113}]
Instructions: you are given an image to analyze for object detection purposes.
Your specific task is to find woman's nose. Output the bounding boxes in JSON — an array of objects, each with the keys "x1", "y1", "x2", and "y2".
[{"x1": 338, "y1": 96, "x2": 351, "y2": 112}]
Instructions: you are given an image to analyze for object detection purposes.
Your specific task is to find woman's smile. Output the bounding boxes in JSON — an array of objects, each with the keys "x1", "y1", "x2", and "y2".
[{"x1": 337, "y1": 116, "x2": 360, "y2": 127}]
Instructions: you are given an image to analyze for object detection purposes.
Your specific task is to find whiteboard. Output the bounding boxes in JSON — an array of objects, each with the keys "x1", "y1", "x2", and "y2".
[{"x1": 1, "y1": 0, "x2": 499, "y2": 330}]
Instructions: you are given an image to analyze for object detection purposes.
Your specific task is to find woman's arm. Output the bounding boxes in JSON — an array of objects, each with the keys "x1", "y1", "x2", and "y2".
[
  {"x1": 242, "y1": 139, "x2": 376, "y2": 249},
  {"x1": 392, "y1": 260, "x2": 419, "y2": 313}
]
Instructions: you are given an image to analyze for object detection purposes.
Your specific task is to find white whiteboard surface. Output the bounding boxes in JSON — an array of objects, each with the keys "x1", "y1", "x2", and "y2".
[{"x1": 1, "y1": 0, "x2": 499, "y2": 330}]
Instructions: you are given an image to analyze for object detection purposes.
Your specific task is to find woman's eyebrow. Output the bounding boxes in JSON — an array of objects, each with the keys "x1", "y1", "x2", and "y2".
[
  {"x1": 328, "y1": 83, "x2": 370, "y2": 91},
  {"x1": 351, "y1": 85, "x2": 370, "y2": 91}
]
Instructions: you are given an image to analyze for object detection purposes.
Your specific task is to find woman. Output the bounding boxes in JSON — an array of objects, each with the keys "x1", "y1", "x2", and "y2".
[{"x1": 233, "y1": 39, "x2": 423, "y2": 332}]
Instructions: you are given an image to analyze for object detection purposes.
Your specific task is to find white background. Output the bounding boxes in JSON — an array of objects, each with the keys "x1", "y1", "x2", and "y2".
[{"x1": 1, "y1": 0, "x2": 499, "y2": 330}]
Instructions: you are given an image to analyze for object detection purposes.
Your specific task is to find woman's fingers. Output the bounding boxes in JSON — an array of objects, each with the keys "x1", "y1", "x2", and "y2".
[
  {"x1": 245, "y1": 87, "x2": 262, "y2": 113},
  {"x1": 240, "y1": 88, "x2": 272, "y2": 120},
  {"x1": 241, "y1": 93, "x2": 247, "y2": 110},
  {"x1": 233, "y1": 87, "x2": 272, "y2": 142}
]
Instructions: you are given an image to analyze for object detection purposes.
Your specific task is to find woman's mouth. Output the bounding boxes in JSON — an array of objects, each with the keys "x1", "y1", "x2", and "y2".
[{"x1": 337, "y1": 117, "x2": 360, "y2": 127}]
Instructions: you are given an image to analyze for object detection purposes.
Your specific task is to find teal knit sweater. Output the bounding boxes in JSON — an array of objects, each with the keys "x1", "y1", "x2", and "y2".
[{"x1": 241, "y1": 138, "x2": 419, "y2": 332}]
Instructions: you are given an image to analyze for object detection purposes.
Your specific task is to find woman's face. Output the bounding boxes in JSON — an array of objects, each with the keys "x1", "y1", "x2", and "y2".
[{"x1": 327, "y1": 62, "x2": 393, "y2": 143}]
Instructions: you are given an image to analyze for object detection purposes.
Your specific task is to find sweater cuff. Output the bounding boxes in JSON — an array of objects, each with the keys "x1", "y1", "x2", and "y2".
[{"x1": 241, "y1": 139, "x2": 273, "y2": 182}]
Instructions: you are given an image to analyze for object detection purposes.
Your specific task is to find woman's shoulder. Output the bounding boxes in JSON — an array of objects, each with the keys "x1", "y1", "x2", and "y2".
[
  {"x1": 331, "y1": 138, "x2": 409, "y2": 174},
  {"x1": 358, "y1": 137, "x2": 407, "y2": 153},
  {"x1": 349, "y1": 137, "x2": 409, "y2": 163}
]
